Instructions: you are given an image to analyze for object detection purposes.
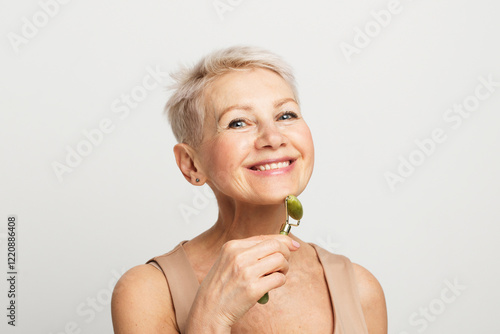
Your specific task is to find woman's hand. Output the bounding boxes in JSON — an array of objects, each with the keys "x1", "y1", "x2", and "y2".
[{"x1": 185, "y1": 235, "x2": 300, "y2": 333}]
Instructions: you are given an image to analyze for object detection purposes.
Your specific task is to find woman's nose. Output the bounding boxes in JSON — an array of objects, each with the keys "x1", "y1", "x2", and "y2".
[{"x1": 255, "y1": 123, "x2": 288, "y2": 149}]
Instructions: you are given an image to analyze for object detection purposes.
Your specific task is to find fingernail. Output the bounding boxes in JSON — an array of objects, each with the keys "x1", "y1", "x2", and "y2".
[{"x1": 292, "y1": 240, "x2": 300, "y2": 248}]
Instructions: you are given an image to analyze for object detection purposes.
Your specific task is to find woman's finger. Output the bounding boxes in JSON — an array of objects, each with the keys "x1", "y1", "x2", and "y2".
[
  {"x1": 244, "y1": 238, "x2": 292, "y2": 262},
  {"x1": 252, "y1": 251, "x2": 290, "y2": 277}
]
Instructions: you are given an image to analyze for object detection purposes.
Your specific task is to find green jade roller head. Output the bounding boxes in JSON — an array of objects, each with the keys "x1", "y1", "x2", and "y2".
[
  {"x1": 258, "y1": 195, "x2": 303, "y2": 304},
  {"x1": 279, "y1": 195, "x2": 303, "y2": 236}
]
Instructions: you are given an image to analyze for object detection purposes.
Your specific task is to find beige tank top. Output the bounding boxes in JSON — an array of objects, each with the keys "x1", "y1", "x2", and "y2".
[{"x1": 147, "y1": 241, "x2": 368, "y2": 334}]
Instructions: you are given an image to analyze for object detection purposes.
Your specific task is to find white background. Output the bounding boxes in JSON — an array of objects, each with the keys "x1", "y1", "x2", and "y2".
[{"x1": 1, "y1": 0, "x2": 499, "y2": 333}]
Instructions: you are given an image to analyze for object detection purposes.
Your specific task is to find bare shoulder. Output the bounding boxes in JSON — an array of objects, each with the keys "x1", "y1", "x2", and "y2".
[
  {"x1": 351, "y1": 263, "x2": 388, "y2": 334},
  {"x1": 111, "y1": 263, "x2": 179, "y2": 334}
]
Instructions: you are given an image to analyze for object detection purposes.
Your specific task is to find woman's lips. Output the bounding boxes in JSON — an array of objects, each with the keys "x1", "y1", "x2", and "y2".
[
  {"x1": 247, "y1": 159, "x2": 296, "y2": 173},
  {"x1": 251, "y1": 160, "x2": 291, "y2": 171}
]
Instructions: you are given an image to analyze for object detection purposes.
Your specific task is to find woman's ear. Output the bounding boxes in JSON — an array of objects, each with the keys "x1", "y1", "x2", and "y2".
[{"x1": 173, "y1": 143, "x2": 205, "y2": 185}]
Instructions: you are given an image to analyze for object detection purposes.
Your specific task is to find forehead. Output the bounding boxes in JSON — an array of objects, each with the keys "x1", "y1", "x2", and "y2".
[{"x1": 203, "y1": 68, "x2": 295, "y2": 111}]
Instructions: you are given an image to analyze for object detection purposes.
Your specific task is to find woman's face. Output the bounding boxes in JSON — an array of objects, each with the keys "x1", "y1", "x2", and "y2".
[{"x1": 196, "y1": 68, "x2": 314, "y2": 205}]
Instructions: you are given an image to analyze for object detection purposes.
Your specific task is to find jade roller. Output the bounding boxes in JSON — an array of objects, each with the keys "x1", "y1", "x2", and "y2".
[{"x1": 257, "y1": 195, "x2": 303, "y2": 304}]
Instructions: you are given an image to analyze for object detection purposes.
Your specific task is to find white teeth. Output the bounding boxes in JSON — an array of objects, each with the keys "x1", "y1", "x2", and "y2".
[{"x1": 253, "y1": 161, "x2": 290, "y2": 171}]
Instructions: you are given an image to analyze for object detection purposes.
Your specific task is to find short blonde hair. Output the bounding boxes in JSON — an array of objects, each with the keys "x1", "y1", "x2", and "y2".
[{"x1": 165, "y1": 45, "x2": 299, "y2": 147}]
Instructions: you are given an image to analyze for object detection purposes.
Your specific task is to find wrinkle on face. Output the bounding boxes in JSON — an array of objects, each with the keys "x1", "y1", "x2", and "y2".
[{"x1": 192, "y1": 68, "x2": 314, "y2": 206}]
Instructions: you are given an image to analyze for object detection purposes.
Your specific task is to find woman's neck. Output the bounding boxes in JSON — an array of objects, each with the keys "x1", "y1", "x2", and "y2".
[{"x1": 201, "y1": 195, "x2": 288, "y2": 249}]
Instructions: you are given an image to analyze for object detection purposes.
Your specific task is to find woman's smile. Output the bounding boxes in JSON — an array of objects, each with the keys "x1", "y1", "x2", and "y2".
[{"x1": 247, "y1": 158, "x2": 295, "y2": 174}]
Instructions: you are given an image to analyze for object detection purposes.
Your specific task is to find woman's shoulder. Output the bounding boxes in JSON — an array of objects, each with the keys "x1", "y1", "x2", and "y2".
[
  {"x1": 350, "y1": 261, "x2": 388, "y2": 334},
  {"x1": 111, "y1": 261, "x2": 179, "y2": 333}
]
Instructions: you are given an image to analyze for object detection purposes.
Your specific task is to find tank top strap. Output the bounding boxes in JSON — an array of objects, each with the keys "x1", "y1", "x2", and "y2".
[
  {"x1": 310, "y1": 243, "x2": 369, "y2": 334},
  {"x1": 146, "y1": 241, "x2": 199, "y2": 333}
]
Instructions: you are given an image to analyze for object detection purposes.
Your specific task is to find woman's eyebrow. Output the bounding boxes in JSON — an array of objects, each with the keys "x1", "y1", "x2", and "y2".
[
  {"x1": 274, "y1": 98, "x2": 297, "y2": 108},
  {"x1": 219, "y1": 104, "x2": 252, "y2": 119},
  {"x1": 218, "y1": 97, "x2": 297, "y2": 120}
]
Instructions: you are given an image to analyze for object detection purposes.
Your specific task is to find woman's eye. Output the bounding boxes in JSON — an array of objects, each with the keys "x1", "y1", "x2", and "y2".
[
  {"x1": 278, "y1": 111, "x2": 298, "y2": 121},
  {"x1": 228, "y1": 119, "x2": 247, "y2": 129}
]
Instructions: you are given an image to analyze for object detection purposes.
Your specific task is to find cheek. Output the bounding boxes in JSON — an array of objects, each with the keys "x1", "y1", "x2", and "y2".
[
  {"x1": 294, "y1": 124, "x2": 315, "y2": 158},
  {"x1": 205, "y1": 135, "x2": 253, "y2": 178},
  {"x1": 308, "y1": 133, "x2": 315, "y2": 162},
  {"x1": 305, "y1": 127, "x2": 314, "y2": 154}
]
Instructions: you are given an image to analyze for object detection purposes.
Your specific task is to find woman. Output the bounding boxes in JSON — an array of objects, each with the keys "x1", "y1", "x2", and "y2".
[{"x1": 111, "y1": 46, "x2": 387, "y2": 333}]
